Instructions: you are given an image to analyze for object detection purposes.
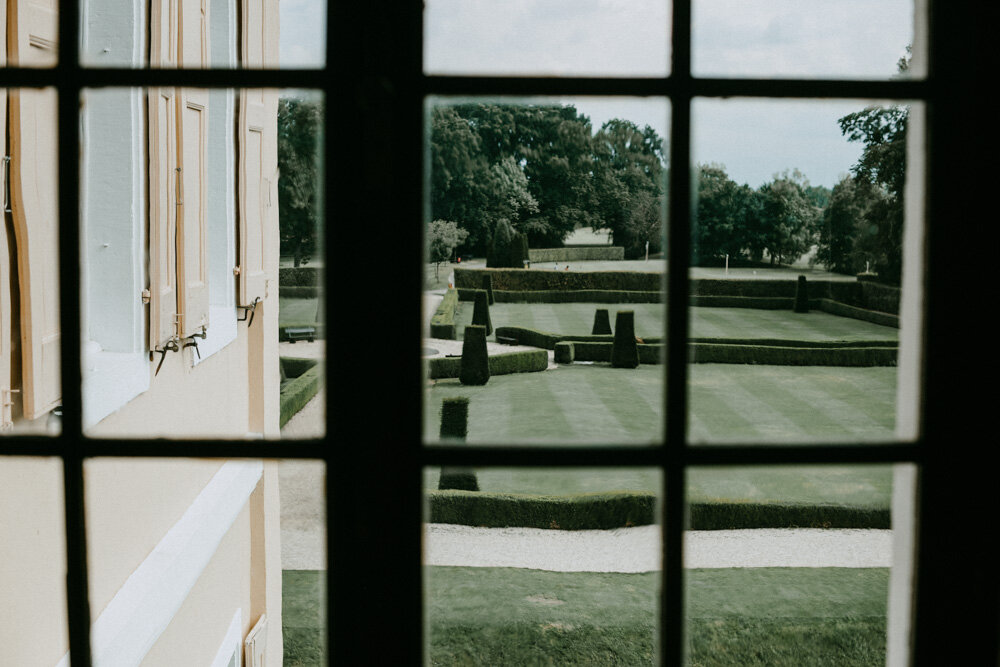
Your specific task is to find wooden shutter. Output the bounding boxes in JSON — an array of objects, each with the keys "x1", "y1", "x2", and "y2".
[
  {"x1": 8, "y1": 0, "x2": 59, "y2": 420},
  {"x1": 0, "y1": 3, "x2": 9, "y2": 428},
  {"x1": 238, "y1": 0, "x2": 279, "y2": 306},
  {"x1": 148, "y1": 0, "x2": 180, "y2": 348},
  {"x1": 176, "y1": 0, "x2": 210, "y2": 338}
]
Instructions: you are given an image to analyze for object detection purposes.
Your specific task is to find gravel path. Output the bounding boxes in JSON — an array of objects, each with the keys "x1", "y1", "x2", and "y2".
[{"x1": 424, "y1": 524, "x2": 892, "y2": 572}]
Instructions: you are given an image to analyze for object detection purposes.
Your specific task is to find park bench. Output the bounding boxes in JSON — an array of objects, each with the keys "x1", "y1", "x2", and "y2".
[{"x1": 284, "y1": 326, "x2": 316, "y2": 343}]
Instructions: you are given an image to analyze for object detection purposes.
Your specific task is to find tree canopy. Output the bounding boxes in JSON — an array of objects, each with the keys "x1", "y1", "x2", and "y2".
[{"x1": 277, "y1": 96, "x2": 323, "y2": 267}]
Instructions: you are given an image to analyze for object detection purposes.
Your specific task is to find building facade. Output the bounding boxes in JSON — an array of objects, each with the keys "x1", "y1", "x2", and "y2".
[{"x1": 1, "y1": 0, "x2": 284, "y2": 664}]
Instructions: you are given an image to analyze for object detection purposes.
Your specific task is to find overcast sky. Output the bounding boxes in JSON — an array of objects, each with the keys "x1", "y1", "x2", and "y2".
[{"x1": 281, "y1": 0, "x2": 914, "y2": 188}]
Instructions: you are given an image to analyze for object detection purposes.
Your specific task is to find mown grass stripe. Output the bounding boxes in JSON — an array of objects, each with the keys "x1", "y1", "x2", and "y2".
[
  {"x1": 506, "y1": 371, "x2": 576, "y2": 441},
  {"x1": 727, "y1": 366, "x2": 852, "y2": 438},
  {"x1": 687, "y1": 368, "x2": 764, "y2": 439},
  {"x1": 779, "y1": 367, "x2": 894, "y2": 436},
  {"x1": 541, "y1": 366, "x2": 622, "y2": 443},
  {"x1": 584, "y1": 366, "x2": 662, "y2": 441}
]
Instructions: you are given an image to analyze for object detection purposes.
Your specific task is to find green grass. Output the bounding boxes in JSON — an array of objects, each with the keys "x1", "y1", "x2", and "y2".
[
  {"x1": 279, "y1": 296, "x2": 321, "y2": 327},
  {"x1": 282, "y1": 570, "x2": 327, "y2": 667},
  {"x1": 425, "y1": 363, "x2": 895, "y2": 445},
  {"x1": 455, "y1": 302, "x2": 898, "y2": 343},
  {"x1": 426, "y1": 566, "x2": 887, "y2": 666}
]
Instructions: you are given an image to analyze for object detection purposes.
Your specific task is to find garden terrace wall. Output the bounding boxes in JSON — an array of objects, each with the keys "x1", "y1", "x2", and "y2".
[
  {"x1": 528, "y1": 246, "x2": 625, "y2": 262},
  {"x1": 426, "y1": 349, "x2": 549, "y2": 379}
]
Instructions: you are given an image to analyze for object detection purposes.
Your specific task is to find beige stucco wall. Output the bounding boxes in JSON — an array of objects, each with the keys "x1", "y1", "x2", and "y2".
[{"x1": 0, "y1": 457, "x2": 70, "y2": 667}]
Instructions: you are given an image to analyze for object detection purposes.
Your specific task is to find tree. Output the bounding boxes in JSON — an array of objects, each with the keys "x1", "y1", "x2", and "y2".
[
  {"x1": 426, "y1": 219, "x2": 468, "y2": 281},
  {"x1": 757, "y1": 171, "x2": 821, "y2": 266},
  {"x1": 816, "y1": 175, "x2": 866, "y2": 274},
  {"x1": 693, "y1": 163, "x2": 760, "y2": 265},
  {"x1": 277, "y1": 96, "x2": 323, "y2": 267}
]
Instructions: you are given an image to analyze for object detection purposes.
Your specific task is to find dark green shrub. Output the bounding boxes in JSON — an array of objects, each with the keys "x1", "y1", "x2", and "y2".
[
  {"x1": 455, "y1": 268, "x2": 662, "y2": 292},
  {"x1": 459, "y1": 325, "x2": 490, "y2": 385},
  {"x1": 529, "y1": 246, "x2": 625, "y2": 262},
  {"x1": 688, "y1": 502, "x2": 890, "y2": 530},
  {"x1": 482, "y1": 273, "x2": 494, "y2": 305},
  {"x1": 471, "y1": 290, "x2": 493, "y2": 336},
  {"x1": 794, "y1": 275, "x2": 810, "y2": 313},
  {"x1": 427, "y1": 490, "x2": 657, "y2": 530},
  {"x1": 554, "y1": 342, "x2": 575, "y2": 364},
  {"x1": 438, "y1": 397, "x2": 479, "y2": 492},
  {"x1": 611, "y1": 311, "x2": 639, "y2": 368},
  {"x1": 592, "y1": 308, "x2": 612, "y2": 335},
  {"x1": 461, "y1": 289, "x2": 662, "y2": 303},
  {"x1": 279, "y1": 285, "x2": 319, "y2": 298},
  {"x1": 426, "y1": 349, "x2": 548, "y2": 379},
  {"x1": 279, "y1": 359, "x2": 322, "y2": 427},
  {"x1": 279, "y1": 266, "x2": 321, "y2": 286}
]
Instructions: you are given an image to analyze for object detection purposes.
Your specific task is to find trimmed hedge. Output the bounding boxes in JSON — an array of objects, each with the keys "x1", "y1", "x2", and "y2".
[
  {"x1": 817, "y1": 299, "x2": 899, "y2": 328},
  {"x1": 690, "y1": 343, "x2": 897, "y2": 366},
  {"x1": 279, "y1": 266, "x2": 321, "y2": 286},
  {"x1": 458, "y1": 288, "x2": 662, "y2": 303},
  {"x1": 426, "y1": 349, "x2": 549, "y2": 379},
  {"x1": 528, "y1": 246, "x2": 625, "y2": 262},
  {"x1": 494, "y1": 325, "x2": 662, "y2": 350},
  {"x1": 611, "y1": 311, "x2": 639, "y2": 368},
  {"x1": 425, "y1": 490, "x2": 889, "y2": 530},
  {"x1": 690, "y1": 295, "x2": 815, "y2": 309},
  {"x1": 554, "y1": 341, "x2": 575, "y2": 364},
  {"x1": 455, "y1": 267, "x2": 663, "y2": 292},
  {"x1": 429, "y1": 289, "x2": 460, "y2": 340},
  {"x1": 687, "y1": 502, "x2": 890, "y2": 530},
  {"x1": 280, "y1": 285, "x2": 320, "y2": 298},
  {"x1": 571, "y1": 341, "x2": 663, "y2": 364},
  {"x1": 427, "y1": 490, "x2": 657, "y2": 530},
  {"x1": 279, "y1": 357, "x2": 322, "y2": 428},
  {"x1": 460, "y1": 325, "x2": 490, "y2": 385}
]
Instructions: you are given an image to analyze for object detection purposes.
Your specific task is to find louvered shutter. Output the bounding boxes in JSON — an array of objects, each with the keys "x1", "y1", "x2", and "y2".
[
  {"x1": 176, "y1": 0, "x2": 211, "y2": 337},
  {"x1": 8, "y1": 0, "x2": 59, "y2": 419}
]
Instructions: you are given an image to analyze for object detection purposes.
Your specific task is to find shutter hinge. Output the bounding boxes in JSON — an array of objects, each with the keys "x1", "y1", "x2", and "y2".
[
  {"x1": 1, "y1": 387, "x2": 20, "y2": 430},
  {"x1": 141, "y1": 289, "x2": 151, "y2": 304},
  {"x1": 233, "y1": 266, "x2": 241, "y2": 276}
]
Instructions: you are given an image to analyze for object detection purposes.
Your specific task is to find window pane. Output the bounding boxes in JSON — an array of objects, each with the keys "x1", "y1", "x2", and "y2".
[
  {"x1": 424, "y1": 466, "x2": 661, "y2": 662},
  {"x1": 80, "y1": 0, "x2": 315, "y2": 69},
  {"x1": 685, "y1": 463, "x2": 908, "y2": 664},
  {"x1": 688, "y1": 98, "x2": 921, "y2": 445},
  {"x1": 424, "y1": 97, "x2": 668, "y2": 446},
  {"x1": 84, "y1": 457, "x2": 327, "y2": 665},
  {"x1": 1, "y1": 87, "x2": 60, "y2": 435},
  {"x1": 0, "y1": 457, "x2": 69, "y2": 663},
  {"x1": 79, "y1": 88, "x2": 324, "y2": 439},
  {"x1": 424, "y1": 0, "x2": 670, "y2": 77},
  {"x1": 692, "y1": 0, "x2": 915, "y2": 80}
]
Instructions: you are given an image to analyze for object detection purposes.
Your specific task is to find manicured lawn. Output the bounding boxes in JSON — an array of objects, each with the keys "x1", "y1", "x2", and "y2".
[
  {"x1": 279, "y1": 296, "x2": 321, "y2": 327},
  {"x1": 426, "y1": 566, "x2": 887, "y2": 666},
  {"x1": 455, "y1": 302, "x2": 898, "y2": 343},
  {"x1": 282, "y1": 570, "x2": 326, "y2": 667},
  {"x1": 425, "y1": 363, "x2": 895, "y2": 445}
]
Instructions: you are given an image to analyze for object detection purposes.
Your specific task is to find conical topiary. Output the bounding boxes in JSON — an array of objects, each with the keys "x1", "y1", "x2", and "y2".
[
  {"x1": 471, "y1": 290, "x2": 493, "y2": 336},
  {"x1": 592, "y1": 308, "x2": 612, "y2": 335},
  {"x1": 438, "y1": 397, "x2": 479, "y2": 491},
  {"x1": 459, "y1": 325, "x2": 490, "y2": 385},
  {"x1": 611, "y1": 310, "x2": 640, "y2": 368},
  {"x1": 482, "y1": 273, "x2": 495, "y2": 305},
  {"x1": 794, "y1": 275, "x2": 809, "y2": 313}
]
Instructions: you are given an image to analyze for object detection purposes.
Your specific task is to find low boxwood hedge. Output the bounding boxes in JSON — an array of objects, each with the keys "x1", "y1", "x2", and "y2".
[
  {"x1": 279, "y1": 266, "x2": 322, "y2": 286},
  {"x1": 279, "y1": 285, "x2": 320, "y2": 298},
  {"x1": 429, "y1": 289, "x2": 460, "y2": 340},
  {"x1": 279, "y1": 357, "x2": 322, "y2": 427},
  {"x1": 690, "y1": 343, "x2": 897, "y2": 366},
  {"x1": 455, "y1": 268, "x2": 663, "y2": 292},
  {"x1": 427, "y1": 490, "x2": 657, "y2": 530},
  {"x1": 817, "y1": 299, "x2": 899, "y2": 328},
  {"x1": 494, "y1": 325, "x2": 663, "y2": 350},
  {"x1": 528, "y1": 246, "x2": 625, "y2": 262},
  {"x1": 425, "y1": 490, "x2": 889, "y2": 530},
  {"x1": 427, "y1": 349, "x2": 549, "y2": 379}
]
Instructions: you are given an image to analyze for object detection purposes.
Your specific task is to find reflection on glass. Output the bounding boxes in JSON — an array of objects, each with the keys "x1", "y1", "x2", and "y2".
[
  {"x1": 685, "y1": 464, "x2": 895, "y2": 664},
  {"x1": 80, "y1": 0, "x2": 309, "y2": 69},
  {"x1": 692, "y1": 0, "x2": 914, "y2": 79},
  {"x1": 423, "y1": 97, "x2": 668, "y2": 446},
  {"x1": 424, "y1": 0, "x2": 669, "y2": 76},
  {"x1": 84, "y1": 457, "x2": 326, "y2": 665},
  {"x1": 688, "y1": 98, "x2": 917, "y2": 444},
  {"x1": 78, "y1": 88, "x2": 324, "y2": 438},
  {"x1": 0, "y1": 457, "x2": 69, "y2": 663},
  {"x1": 1, "y1": 87, "x2": 60, "y2": 436},
  {"x1": 424, "y1": 467, "x2": 661, "y2": 663}
]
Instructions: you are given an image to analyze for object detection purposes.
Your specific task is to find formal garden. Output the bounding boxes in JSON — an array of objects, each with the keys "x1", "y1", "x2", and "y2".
[{"x1": 422, "y1": 258, "x2": 901, "y2": 665}]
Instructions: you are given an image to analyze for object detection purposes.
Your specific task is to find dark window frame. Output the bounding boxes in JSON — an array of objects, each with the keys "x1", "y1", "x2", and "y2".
[{"x1": 0, "y1": 0, "x2": 997, "y2": 665}]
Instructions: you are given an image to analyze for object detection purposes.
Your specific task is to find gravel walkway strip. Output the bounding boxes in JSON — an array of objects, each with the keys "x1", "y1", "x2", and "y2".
[{"x1": 424, "y1": 524, "x2": 893, "y2": 572}]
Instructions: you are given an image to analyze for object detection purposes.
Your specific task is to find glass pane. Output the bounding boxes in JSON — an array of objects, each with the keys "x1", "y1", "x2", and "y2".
[
  {"x1": 85, "y1": 457, "x2": 327, "y2": 665},
  {"x1": 689, "y1": 98, "x2": 920, "y2": 445},
  {"x1": 693, "y1": 0, "x2": 915, "y2": 80},
  {"x1": 1, "y1": 88, "x2": 60, "y2": 436},
  {"x1": 0, "y1": 457, "x2": 69, "y2": 663},
  {"x1": 424, "y1": 0, "x2": 670, "y2": 77},
  {"x1": 685, "y1": 464, "x2": 904, "y2": 664},
  {"x1": 423, "y1": 97, "x2": 668, "y2": 446},
  {"x1": 79, "y1": 88, "x2": 324, "y2": 439},
  {"x1": 80, "y1": 0, "x2": 321, "y2": 69},
  {"x1": 425, "y1": 467, "x2": 661, "y2": 662}
]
